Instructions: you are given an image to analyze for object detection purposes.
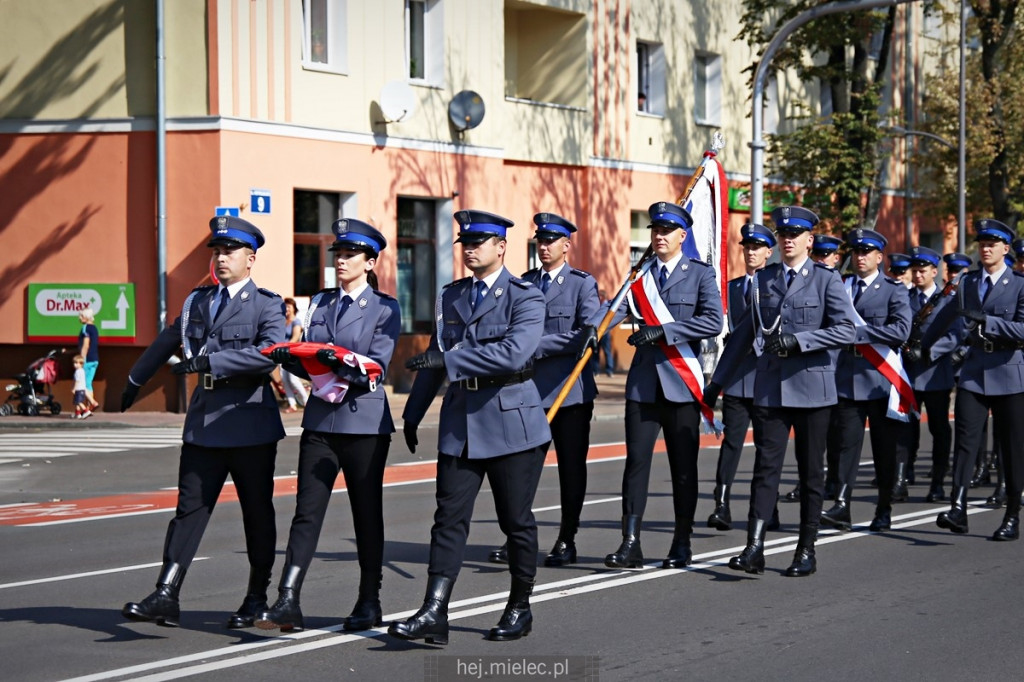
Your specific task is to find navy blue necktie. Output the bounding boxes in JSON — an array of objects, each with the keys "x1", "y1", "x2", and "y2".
[
  {"x1": 786, "y1": 269, "x2": 796, "y2": 289},
  {"x1": 658, "y1": 265, "x2": 668, "y2": 290},
  {"x1": 854, "y1": 279, "x2": 866, "y2": 305},
  {"x1": 981, "y1": 276, "x2": 994, "y2": 303},
  {"x1": 335, "y1": 295, "x2": 352, "y2": 326},
  {"x1": 744, "y1": 277, "x2": 752, "y2": 305},
  {"x1": 213, "y1": 288, "x2": 230, "y2": 323},
  {"x1": 541, "y1": 273, "x2": 551, "y2": 294},
  {"x1": 472, "y1": 281, "x2": 486, "y2": 310},
  {"x1": 918, "y1": 291, "x2": 927, "y2": 308}
]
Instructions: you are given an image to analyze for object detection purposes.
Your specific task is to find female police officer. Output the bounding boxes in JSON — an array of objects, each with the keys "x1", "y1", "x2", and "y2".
[{"x1": 256, "y1": 219, "x2": 401, "y2": 631}]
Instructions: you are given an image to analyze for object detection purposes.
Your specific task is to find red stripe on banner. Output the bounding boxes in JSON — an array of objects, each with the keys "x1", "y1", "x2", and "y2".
[
  {"x1": 629, "y1": 277, "x2": 718, "y2": 429},
  {"x1": 856, "y1": 344, "x2": 919, "y2": 415}
]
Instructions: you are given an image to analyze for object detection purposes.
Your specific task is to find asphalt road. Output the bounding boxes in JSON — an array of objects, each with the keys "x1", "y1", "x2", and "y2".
[{"x1": 1, "y1": 419, "x2": 1021, "y2": 682}]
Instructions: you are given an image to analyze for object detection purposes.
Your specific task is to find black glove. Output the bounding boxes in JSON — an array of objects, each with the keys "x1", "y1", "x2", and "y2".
[
  {"x1": 951, "y1": 346, "x2": 968, "y2": 368},
  {"x1": 404, "y1": 422, "x2": 418, "y2": 454},
  {"x1": 316, "y1": 348, "x2": 343, "y2": 369},
  {"x1": 269, "y1": 346, "x2": 292, "y2": 364},
  {"x1": 576, "y1": 325, "x2": 599, "y2": 361},
  {"x1": 405, "y1": 350, "x2": 445, "y2": 371},
  {"x1": 764, "y1": 333, "x2": 799, "y2": 356},
  {"x1": 120, "y1": 382, "x2": 139, "y2": 412},
  {"x1": 903, "y1": 345, "x2": 923, "y2": 364},
  {"x1": 171, "y1": 355, "x2": 211, "y2": 375},
  {"x1": 960, "y1": 308, "x2": 987, "y2": 325},
  {"x1": 627, "y1": 325, "x2": 665, "y2": 347},
  {"x1": 703, "y1": 382, "x2": 722, "y2": 410}
]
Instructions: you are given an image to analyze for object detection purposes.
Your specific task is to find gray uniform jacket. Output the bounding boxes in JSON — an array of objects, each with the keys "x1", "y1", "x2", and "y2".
[
  {"x1": 723, "y1": 274, "x2": 757, "y2": 399},
  {"x1": 127, "y1": 280, "x2": 286, "y2": 447},
  {"x1": 593, "y1": 256, "x2": 723, "y2": 404},
  {"x1": 522, "y1": 266, "x2": 600, "y2": 408},
  {"x1": 835, "y1": 274, "x2": 912, "y2": 401},
  {"x1": 712, "y1": 261, "x2": 856, "y2": 409},
  {"x1": 293, "y1": 288, "x2": 401, "y2": 435},
  {"x1": 906, "y1": 284, "x2": 960, "y2": 392},
  {"x1": 402, "y1": 267, "x2": 552, "y2": 459}
]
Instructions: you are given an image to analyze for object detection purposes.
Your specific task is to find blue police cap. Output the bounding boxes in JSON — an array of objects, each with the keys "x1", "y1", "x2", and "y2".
[
  {"x1": 740, "y1": 223, "x2": 776, "y2": 247},
  {"x1": 1013, "y1": 239, "x2": 1024, "y2": 257},
  {"x1": 207, "y1": 215, "x2": 265, "y2": 251},
  {"x1": 647, "y1": 202, "x2": 693, "y2": 231},
  {"x1": 532, "y1": 212, "x2": 577, "y2": 240},
  {"x1": 943, "y1": 252, "x2": 972, "y2": 269},
  {"x1": 329, "y1": 218, "x2": 387, "y2": 255},
  {"x1": 846, "y1": 228, "x2": 887, "y2": 252},
  {"x1": 455, "y1": 210, "x2": 514, "y2": 243},
  {"x1": 974, "y1": 218, "x2": 1014, "y2": 244},
  {"x1": 770, "y1": 205, "x2": 819, "y2": 232},
  {"x1": 811, "y1": 234, "x2": 843, "y2": 254},
  {"x1": 908, "y1": 245, "x2": 941, "y2": 267},
  {"x1": 888, "y1": 253, "x2": 912, "y2": 271}
]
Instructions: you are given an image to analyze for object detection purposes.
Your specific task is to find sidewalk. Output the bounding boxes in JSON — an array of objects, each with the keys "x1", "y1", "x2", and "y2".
[{"x1": 0, "y1": 372, "x2": 629, "y2": 431}]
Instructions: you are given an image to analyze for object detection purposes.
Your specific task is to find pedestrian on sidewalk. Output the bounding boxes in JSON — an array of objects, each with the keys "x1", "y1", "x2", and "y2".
[
  {"x1": 77, "y1": 308, "x2": 101, "y2": 411},
  {"x1": 71, "y1": 354, "x2": 90, "y2": 419},
  {"x1": 280, "y1": 297, "x2": 310, "y2": 412}
]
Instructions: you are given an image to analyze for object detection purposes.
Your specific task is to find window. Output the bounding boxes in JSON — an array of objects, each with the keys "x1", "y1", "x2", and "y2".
[
  {"x1": 293, "y1": 189, "x2": 356, "y2": 295},
  {"x1": 694, "y1": 52, "x2": 722, "y2": 126},
  {"x1": 302, "y1": 0, "x2": 348, "y2": 74},
  {"x1": 397, "y1": 198, "x2": 438, "y2": 334},
  {"x1": 629, "y1": 211, "x2": 649, "y2": 267},
  {"x1": 504, "y1": 2, "x2": 587, "y2": 106},
  {"x1": 406, "y1": 0, "x2": 444, "y2": 84},
  {"x1": 636, "y1": 40, "x2": 665, "y2": 115}
]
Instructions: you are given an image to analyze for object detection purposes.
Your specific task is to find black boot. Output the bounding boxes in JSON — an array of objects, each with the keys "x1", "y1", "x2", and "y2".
[
  {"x1": 544, "y1": 518, "x2": 578, "y2": 567},
  {"x1": 784, "y1": 524, "x2": 817, "y2": 577},
  {"x1": 936, "y1": 487, "x2": 969, "y2": 534},
  {"x1": 604, "y1": 515, "x2": 644, "y2": 568},
  {"x1": 707, "y1": 486, "x2": 732, "y2": 531},
  {"x1": 728, "y1": 519, "x2": 766, "y2": 575},
  {"x1": 343, "y1": 571, "x2": 383, "y2": 631},
  {"x1": 487, "y1": 576, "x2": 533, "y2": 641},
  {"x1": 122, "y1": 562, "x2": 186, "y2": 627},
  {"x1": 925, "y1": 466, "x2": 947, "y2": 503},
  {"x1": 987, "y1": 482, "x2": 1007, "y2": 508},
  {"x1": 782, "y1": 485, "x2": 800, "y2": 503},
  {"x1": 970, "y1": 452, "x2": 992, "y2": 488},
  {"x1": 662, "y1": 517, "x2": 693, "y2": 568},
  {"x1": 387, "y1": 575, "x2": 453, "y2": 645},
  {"x1": 820, "y1": 484, "x2": 852, "y2": 532},
  {"x1": 870, "y1": 487, "x2": 893, "y2": 532},
  {"x1": 992, "y1": 504, "x2": 1020, "y2": 541},
  {"x1": 227, "y1": 565, "x2": 271, "y2": 629},
  {"x1": 255, "y1": 565, "x2": 305, "y2": 632},
  {"x1": 488, "y1": 542, "x2": 509, "y2": 564},
  {"x1": 891, "y1": 462, "x2": 909, "y2": 502}
]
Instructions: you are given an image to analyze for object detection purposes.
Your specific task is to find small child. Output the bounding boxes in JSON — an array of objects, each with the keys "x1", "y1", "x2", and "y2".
[{"x1": 72, "y1": 354, "x2": 90, "y2": 419}]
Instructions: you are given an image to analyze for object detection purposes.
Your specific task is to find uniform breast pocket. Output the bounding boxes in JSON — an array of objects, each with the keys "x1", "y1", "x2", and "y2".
[
  {"x1": 794, "y1": 298, "x2": 820, "y2": 325},
  {"x1": 547, "y1": 306, "x2": 574, "y2": 333},
  {"x1": 221, "y1": 323, "x2": 254, "y2": 348},
  {"x1": 476, "y1": 324, "x2": 508, "y2": 343},
  {"x1": 666, "y1": 294, "x2": 696, "y2": 320},
  {"x1": 441, "y1": 325, "x2": 465, "y2": 350},
  {"x1": 498, "y1": 385, "x2": 540, "y2": 446}
]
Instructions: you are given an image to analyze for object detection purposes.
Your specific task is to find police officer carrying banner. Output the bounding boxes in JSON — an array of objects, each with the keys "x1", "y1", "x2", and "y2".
[
  {"x1": 597, "y1": 202, "x2": 723, "y2": 570},
  {"x1": 705, "y1": 223, "x2": 775, "y2": 531},
  {"x1": 934, "y1": 219, "x2": 1024, "y2": 540},
  {"x1": 488, "y1": 212, "x2": 600, "y2": 566},
  {"x1": 389, "y1": 210, "x2": 551, "y2": 644},
  {"x1": 707, "y1": 206, "x2": 855, "y2": 576},
  {"x1": 120, "y1": 216, "x2": 285, "y2": 628},
  {"x1": 819, "y1": 229, "x2": 911, "y2": 533}
]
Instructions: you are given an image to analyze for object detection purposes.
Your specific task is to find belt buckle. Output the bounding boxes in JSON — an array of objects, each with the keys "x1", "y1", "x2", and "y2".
[
  {"x1": 984, "y1": 339, "x2": 994, "y2": 353},
  {"x1": 465, "y1": 376, "x2": 478, "y2": 391},
  {"x1": 853, "y1": 347, "x2": 862, "y2": 358},
  {"x1": 202, "y1": 373, "x2": 214, "y2": 390},
  {"x1": 777, "y1": 349, "x2": 788, "y2": 358}
]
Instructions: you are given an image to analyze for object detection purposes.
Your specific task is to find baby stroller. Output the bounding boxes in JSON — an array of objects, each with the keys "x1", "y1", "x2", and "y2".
[{"x1": 1, "y1": 349, "x2": 63, "y2": 416}]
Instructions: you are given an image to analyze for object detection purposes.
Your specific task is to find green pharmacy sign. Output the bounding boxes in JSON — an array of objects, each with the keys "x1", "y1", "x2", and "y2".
[{"x1": 27, "y1": 283, "x2": 136, "y2": 344}]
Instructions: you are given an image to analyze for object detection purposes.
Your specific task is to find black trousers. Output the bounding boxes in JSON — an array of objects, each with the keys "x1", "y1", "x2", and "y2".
[
  {"x1": 283, "y1": 431, "x2": 390, "y2": 576},
  {"x1": 833, "y1": 398, "x2": 902, "y2": 496},
  {"x1": 952, "y1": 389, "x2": 1024, "y2": 503},
  {"x1": 824, "y1": 406, "x2": 843, "y2": 488},
  {"x1": 550, "y1": 401, "x2": 595, "y2": 529},
  {"x1": 749, "y1": 406, "x2": 831, "y2": 526},
  {"x1": 163, "y1": 441, "x2": 278, "y2": 571},
  {"x1": 622, "y1": 398, "x2": 701, "y2": 520},
  {"x1": 428, "y1": 444, "x2": 548, "y2": 582},
  {"x1": 907, "y1": 389, "x2": 952, "y2": 475},
  {"x1": 714, "y1": 395, "x2": 754, "y2": 490}
]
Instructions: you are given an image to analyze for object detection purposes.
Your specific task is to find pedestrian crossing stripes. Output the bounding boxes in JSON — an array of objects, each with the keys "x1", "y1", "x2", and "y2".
[{"x1": 0, "y1": 427, "x2": 304, "y2": 463}]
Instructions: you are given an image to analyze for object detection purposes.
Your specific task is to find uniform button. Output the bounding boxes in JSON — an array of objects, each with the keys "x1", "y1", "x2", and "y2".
[
  {"x1": 783, "y1": 303, "x2": 790, "y2": 308},
  {"x1": 782, "y1": 318, "x2": 789, "y2": 324}
]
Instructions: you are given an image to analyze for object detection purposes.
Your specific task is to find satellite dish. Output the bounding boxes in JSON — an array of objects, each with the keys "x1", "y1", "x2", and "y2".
[
  {"x1": 378, "y1": 80, "x2": 417, "y2": 123},
  {"x1": 448, "y1": 90, "x2": 485, "y2": 131}
]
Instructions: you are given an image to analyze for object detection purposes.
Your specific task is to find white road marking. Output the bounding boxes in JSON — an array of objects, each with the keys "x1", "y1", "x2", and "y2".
[{"x1": 0, "y1": 558, "x2": 208, "y2": 590}]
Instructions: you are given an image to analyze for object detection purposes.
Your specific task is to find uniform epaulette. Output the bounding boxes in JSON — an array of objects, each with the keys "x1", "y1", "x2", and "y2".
[
  {"x1": 257, "y1": 287, "x2": 282, "y2": 298},
  {"x1": 523, "y1": 268, "x2": 540, "y2": 278},
  {"x1": 883, "y1": 277, "x2": 902, "y2": 286},
  {"x1": 193, "y1": 284, "x2": 216, "y2": 293},
  {"x1": 509, "y1": 277, "x2": 533, "y2": 288},
  {"x1": 443, "y1": 276, "x2": 472, "y2": 289},
  {"x1": 570, "y1": 267, "x2": 592, "y2": 278},
  {"x1": 1014, "y1": 270, "x2": 1024, "y2": 278},
  {"x1": 372, "y1": 288, "x2": 396, "y2": 301},
  {"x1": 688, "y1": 259, "x2": 711, "y2": 267}
]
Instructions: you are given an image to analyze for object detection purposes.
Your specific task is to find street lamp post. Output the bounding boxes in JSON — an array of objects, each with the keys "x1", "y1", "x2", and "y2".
[{"x1": 958, "y1": 0, "x2": 967, "y2": 252}]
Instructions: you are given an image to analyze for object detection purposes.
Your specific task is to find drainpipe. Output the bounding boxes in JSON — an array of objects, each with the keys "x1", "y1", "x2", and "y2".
[{"x1": 156, "y1": 0, "x2": 168, "y2": 333}]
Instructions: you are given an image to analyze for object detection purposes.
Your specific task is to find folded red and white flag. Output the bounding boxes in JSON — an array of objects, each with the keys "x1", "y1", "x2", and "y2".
[{"x1": 262, "y1": 341, "x2": 383, "y2": 404}]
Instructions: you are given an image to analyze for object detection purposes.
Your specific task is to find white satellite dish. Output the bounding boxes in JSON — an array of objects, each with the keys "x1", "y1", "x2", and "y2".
[{"x1": 378, "y1": 80, "x2": 417, "y2": 123}]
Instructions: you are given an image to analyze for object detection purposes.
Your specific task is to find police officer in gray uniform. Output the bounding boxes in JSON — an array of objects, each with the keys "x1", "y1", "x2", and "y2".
[
  {"x1": 597, "y1": 202, "x2": 723, "y2": 570},
  {"x1": 934, "y1": 219, "x2": 1024, "y2": 540},
  {"x1": 121, "y1": 216, "x2": 285, "y2": 628},
  {"x1": 819, "y1": 229, "x2": 911, "y2": 533},
  {"x1": 389, "y1": 210, "x2": 551, "y2": 644},
  {"x1": 708, "y1": 206, "x2": 855, "y2": 576},
  {"x1": 488, "y1": 212, "x2": 600, "y2": 566},
  {"x1": 706, "y1": 223, "x2": 776, "y2": 531}
]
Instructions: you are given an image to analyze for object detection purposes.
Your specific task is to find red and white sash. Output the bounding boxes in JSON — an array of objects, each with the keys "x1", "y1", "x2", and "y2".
[{"x1": 629, "y1": 261, "x2": 724, "y2": 435}]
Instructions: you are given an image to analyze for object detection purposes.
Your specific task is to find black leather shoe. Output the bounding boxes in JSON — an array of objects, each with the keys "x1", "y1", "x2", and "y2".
[
  {"x1": 820, "y1": 501, "x2": 852, "y2": 532},
  {"x1": 936, "y1": 487, "x2": 969, "y2": 534},
  {"x1": 707, "y1": 486, "x2": 732, "y2": 531},
  {"x1": 226, "y1": 566, "x2": 271, "y2": 629},
  {"x1": 728, "y1": 519, "x2": 766, "y2": 575},
  {"x1": 255, "y1": 565, "x2": 305, "y2": 632},
  {"x1": 605, "y1": 515, "x2": 644, "y2": 568},
  {"x1": 891, "y1": 480, "x2": 909, "y2": 503},
  {"x1": 488, "y1": 543, "x2": 509, "y2": 564},
  {"x1": 662, "y1": 517, "x2": 693, "y2": 568},
  {"x1": 543, "y1": 539, "x2": 577, "y2": 567},
  {"x1": 122, "y1": 562, "x2": 185, "y2": 627},
  {"x1": 869, "y1": 513, "x2": 891, "y2": 532},
  {"x1": 343, "y1": 597, "x2": 382, "y2": 631},
  {"x1": 487, "y1": 577, "x2": 533, "y2": 641},
  {"x1": 782, "y1": 486, "x2": 800, "y2": 503},
  {"x1": 783, "y1": 546, "x2": 816, "y2": 577},
  {"x1": 925, "y1": 483, "x2": 946, "y2": 503},
  {"x1": 992, "y1": 514, "x2": 1019, "y2": 541},
  {"x1": 987, "y1": 483, "x2": 1007, "y2": 508},
  {"x1": 388, "y1": 575, "x2": 453, "y2": 645}
]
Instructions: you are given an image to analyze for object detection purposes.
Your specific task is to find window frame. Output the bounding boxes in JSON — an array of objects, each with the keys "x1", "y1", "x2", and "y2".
[
  {"x1": 636, "y1": 39, "x2": 666, "y2": 117},
  {"x1": 693, "y1": 51, "x2": 723, "y2": 127},
  {"x1": 302, "y1": 0, "x2": 349, "y2": 75},
  {"x1": 406, "y1": 0, "x2": 444, "y2": 86}
]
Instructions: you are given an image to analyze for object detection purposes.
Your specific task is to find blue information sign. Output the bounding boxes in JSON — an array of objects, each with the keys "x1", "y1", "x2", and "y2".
[{"x1": 250, "y1": 189, "x2": 272, "y2": 215}]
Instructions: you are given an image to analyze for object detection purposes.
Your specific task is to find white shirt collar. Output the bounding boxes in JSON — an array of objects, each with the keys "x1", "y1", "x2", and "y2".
[
  {"x1": 857, "y1": 270, "x2": 880, "y2": 287},
  {"x1": 984, "y1": 265, "x2": 1007, "y2": 285},
  {"x1": 918, "y1": 283, "x2": 937, "y2": 298},
  {"x1": 340, "y1": 281, "x2": 369, "y2": 302},
  {"x1": 220, "y1": 277, "x2": 250, "y2": 299},
  {"x1": 473, "y1": 267, "x2": 504, "y2": 291},
  {"x1": 784, "y1": 258, "x2": 810, "y2": 278},
  {"x1": 656, "y1": 252, "x2": 684, "y2": 275},
  {"x1": 541, "y1": 262, "x2": 567, "y2": 282}
]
